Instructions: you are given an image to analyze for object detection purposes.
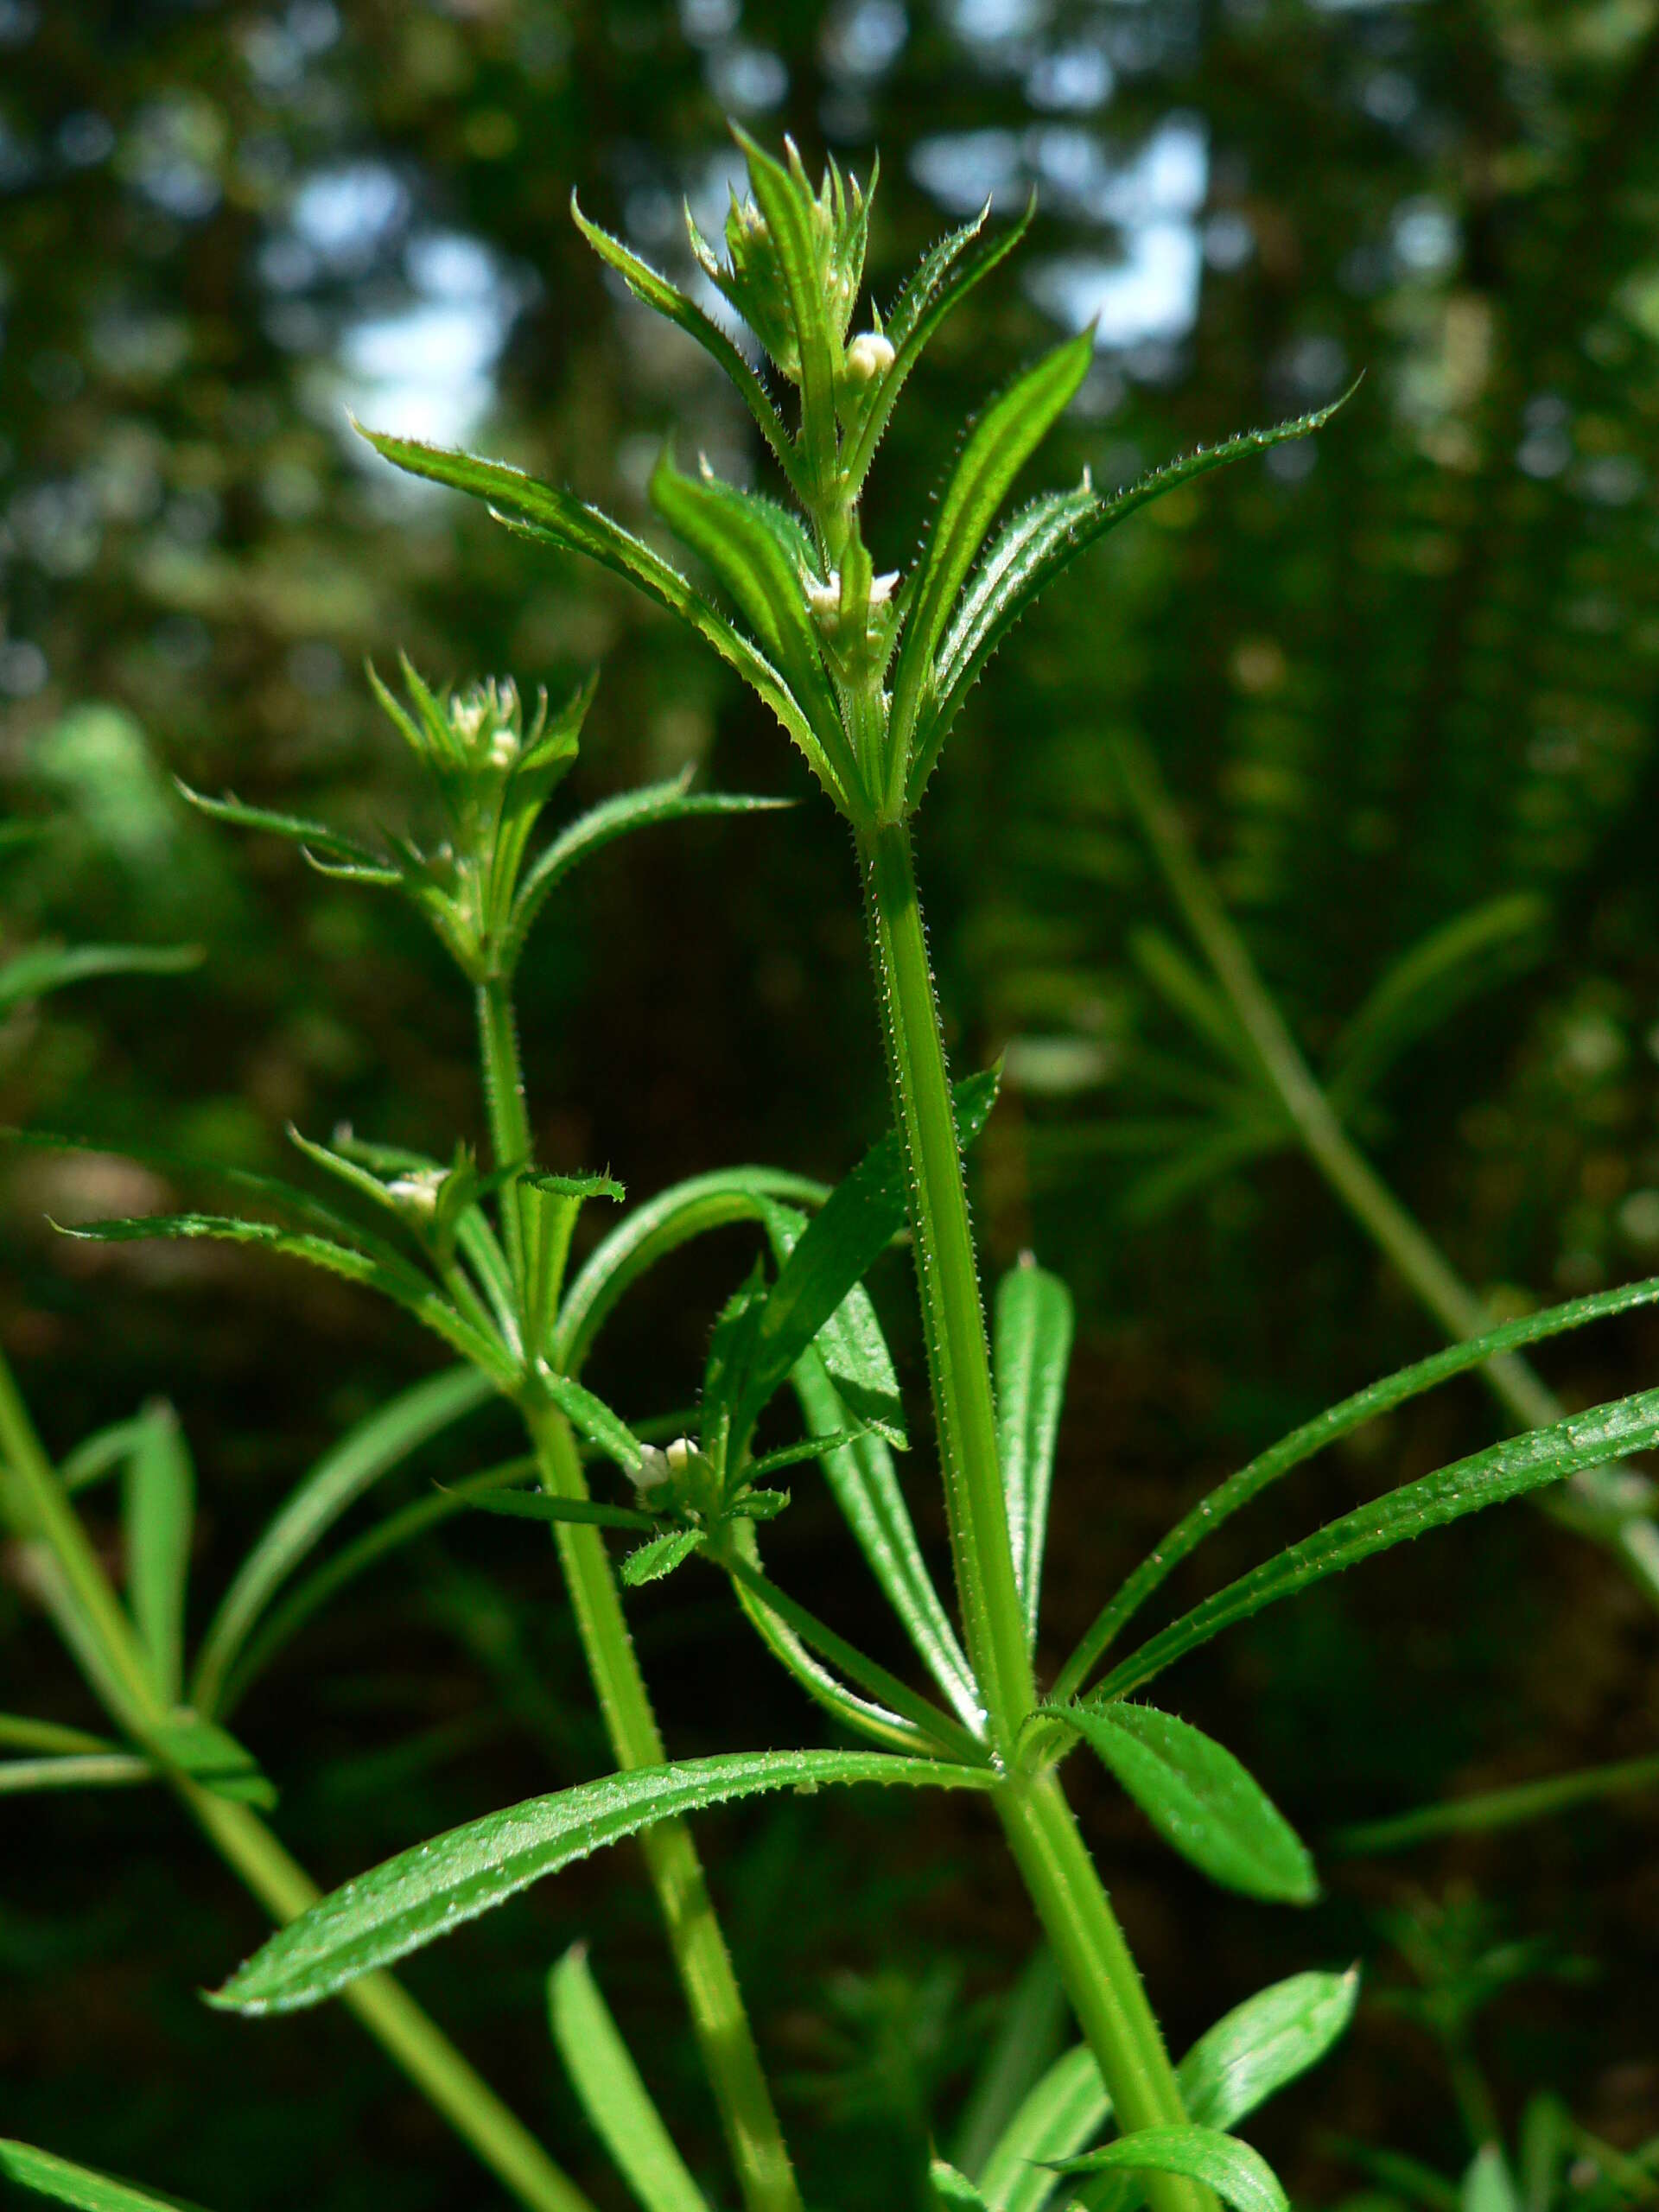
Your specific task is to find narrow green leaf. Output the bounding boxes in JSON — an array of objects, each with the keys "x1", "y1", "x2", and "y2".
[
  {"x1": 1046, "y1": 1702, "x2": 1317, "y2": 1904},
  {"x1": 175, "y1": 782, "x2": 393, "y2": 872},
  {"x1": 978, "y1": 2045, "x2": 1109, "y2": 2210},
  {"x1": 1130, "y1": 928, "x2": 1260, "y2": 1079},
  {"x1": 1462, "y1": 2148, "x2": 1521, "y2": 2212},
  {"x1": 847, "y1": 196, "x2": 1034, "y2": 498},
  {"x1": 549, "y1": 1947, "x2": 713, "y2": 2212},
  {"x1": 353, "y1": 426, "x2": 848, "y2": 812},
  {"x1": 123, "y1": 1403, "x2": 193, "y2": 1706},
  {"x1": 147, "y1": 1712, "x2": 275, "y2": 1809},
  {"x1": 539, "y1": 1371, "x2": 644, "y2": 1476},
  {"x1": 1326, "y1": 894, "x2": 1548, "y2": 1111},
  {"x1": 571, "y1": 192, "x2": 799, "y2": 493},
  {"x1": 523, "y1": 1168, "x2": 626, "y2": 1203},
  {"x1": 1048, "y1": 2126, "x2": 1287, "y2": 2212},
  {"x1": 933, "y1": 2162, "x2": 994, "y2": 2210},
  {"x1": 731, "y1": 126, "x2": 840, "y2": 497},
  {"x1": 191, "y1": 1365, "x2": 491, "y2": 1713},
  {"x1": 742, "y1": 1428, "x2": 870, "y2": 1480},
  {"x1": 1119, "y1": 1116, "x2": 1287, "y2": 1227},
  {"x1": 213, "y1": 1748, "x2": 993, "y2": 2013},
  {"x1": 1057, "y1": 1274, "x2": 1659, "y2": 1699},
  {"x1": 1332, "y1": 1751, "x2": 1659, "y2": 1856},
  {"x1": 1095, "y1": 1382, "x2": 1659, "y2": 1704},
  {"x1": 750, "y1": 1199, "x2": 907, "y2": 1448},
  {"x1": 0, "y1": 942, "x2": 202, "y2": 1014},
  {"x1": 888, "y1": 329, "x2": 1096, "y2": 798},
  {"x1": 460, "y1": 1489, "x2": 659, "y2": 1534},
  {"x1": 620, "y1": 1527, "x2": 706, "y2": 1585},
  {"x1": 506, "y1": 774, "x2": 789, "y2": 970},
  {"x1": 995, "y1": 1262, "x2": 1073, "y2": 1649},
  {"x1": 0, "y1": 1714, "x2": 119, "y2": 1756},
  {"x1": 59, "y1": 1414, "x2": 156, "y2": 1494},
  {"x1": 0, "y1": 1754, "x2": 155, "y2": 1795},
  {"x1": 1179, "y1": 1968, "x2": 1359, "y2": 2132},
  {"x1": 0, "y1": 2139, "x2": 207, "y2": 2212}
]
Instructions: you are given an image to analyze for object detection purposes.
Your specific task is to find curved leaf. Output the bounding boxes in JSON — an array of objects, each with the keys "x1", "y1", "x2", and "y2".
[
  {"x1": 212, "y1": 1748, "x2": 993, "y2": 2013},
  {"x1": 549, "y1": 1947, "x2": 713, "y2": 2212},
  {"x1": 191, "y1": 1364, "x2": 492, "y2": 1713},
  {"x1": 1094, "y1": 1381, "x2": 1659, "y2": 1703},
  {"x1": 0, "y1": 2140, "x2": 207, "y2": 2212},
  {"x1": 0, "y1": 942, "x2": 201, "y2": 1014},
  {"x1": 1047, "y1": 2126, "x2": 1287, "y2": 2212},
  {"x1": 994, "y1": 1261, "x2": 1073, "y2": 1650},
  {"x1": 1048, "y1": 1702, "x2": 1317, "y2": 1904}
]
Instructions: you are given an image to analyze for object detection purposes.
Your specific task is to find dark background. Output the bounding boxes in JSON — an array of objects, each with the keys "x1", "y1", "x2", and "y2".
[{"x1": 3, "y1": 1, "x2": 1656, "y2": 2205}]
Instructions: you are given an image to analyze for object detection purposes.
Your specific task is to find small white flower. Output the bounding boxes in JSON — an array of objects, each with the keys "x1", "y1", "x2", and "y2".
[
  {"x1": 868, "y1": 570, "x2": 899, "y2": 608},
  {"x1": 805, "y1": 569, "x2": 842, "y2": 624},
  {"x1": 845, "y1": 331, "x2": 897, "y2": 383},
  {"x1": 487, "y1": 727, "x2": 519, "y2": 768},
  {"x1": 386, "y1": 1170, "x2": 445, "y2": 1217},
  {"x1": 634, "y1": 1444, "x2": 672, "y2": 1493}
]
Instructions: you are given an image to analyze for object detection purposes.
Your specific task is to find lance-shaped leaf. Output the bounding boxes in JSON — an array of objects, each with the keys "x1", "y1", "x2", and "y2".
[
  {"x1": 0, "y1": 2139, "x2": 210, "y2": 2212},
  {"x1": 147, "y1": 1712, "x2": 274, "y2": 1809},
  {"x1": 354, "y1": 427, "x2": 850, "y2": 813},
  {"x1": 191, "y1": 1364, "x2": 491, "y2": 1713},
  {"x1": 60, "y1": 1214, "x2": 518, "y2": 1389},
  {"x1": 505, "y1": 772, "x2": 788, "y2": 969},
  {"x1": 976, "y1": 1967, "x2": 1358, "y2": 2209},
  {"x1": 650, "y1": 449, "x2": 848, "y2": 777},
  {"x1": 123, "y1": 1402, "x2": 193, "y2": 1706},
  {"x1": 1055, "y1": 1273, "x2": 1659, "y2": 1700},
  {"x1": 572, "y1": 191, "x2": 798, "y2": 494},
  {"x1": 1332, "y1": 1750, "x2": 1659, "y2": 1857},
  {"x1": 1047, "y1": 2126, "x2": 1287, "y2": 2212},
  {"x1": 1045, "y1": 1702, "x2": 1316, "y2": 1904},
  {"x1": 549, "y1": 1947, "x2": 713, "y2": 2212},
  {"x1": 933, "y1": 2164, "x2": 993, "y2": 2210},
  {"x1": 0, "y1": 942, "x2": 202, "y2": 1014},
  {"x1": 212, "y1": 1748, "x2": 993, "y2": 2012},
  {"x1": 0, "y1": 1754, "x2": 155, "y2": 1796},
  {"x1": 175, "y1": 784, "x2": 398, "y2": 876},
  {"x1": 620, "y1": 1527, "x2": 706, "y2": 1585},
  {"x1": 731, "y1": 127, "x2": 841, "y2": 496},
  {"x1": 995, "y1": 1261, "x2": 1073, "y2": 1650},
  {"x1": 461, "y1": 1488, "x2": 658, "y2": 1534},
  {"x1": 910, "y1": 391, "x2": 1357, "y2": 798},
  {"x1": 887, "y1": 329, "x2": 1095, "y2": 801},
  {"x1": 1094, "y1": 1380, "x2": 1659, "y2": 1704},
  {"x1": 539, "y1": 1371, "x2": 645, "y2": 1477},
  {"x1": 846, "y1": 196, "x2": 1035, "y2": 499}
]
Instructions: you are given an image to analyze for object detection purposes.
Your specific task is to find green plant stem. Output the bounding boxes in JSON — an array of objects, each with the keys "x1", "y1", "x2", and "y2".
[
  {"x1": 0, "y1": 1348, "x2": 588, "y2": 2212},
  {"x1": 858, "y1": 818, "x2": 1213, "y2": 2212},
  {"x1": 479, "y1": 977, "x2": 532, "y2": 1282},
  {"x1": 524, "y1": 1401, "x2": 803, "y2": 2212},
  {"x1": 1116, "y1": 737, "x2": 1659, "y2": 1607}
]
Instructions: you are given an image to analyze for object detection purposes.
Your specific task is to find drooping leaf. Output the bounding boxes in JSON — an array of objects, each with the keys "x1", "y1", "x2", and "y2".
[
  {"x1": 1046, "y1": 1702, "x2": 1317, "y2": 1904},
  {"x1": 505, "y1": 773, "x2": 789, "y2": 969},
  {"x1": 213, "y1": 1748, "x2": 993, "y2": 2013},
  {"x1": 1057, "y1": 1273, "x2": 1659, "y2": 1697},
  {"x1": 190, "y1": 1365, "x2": 492, "y2": 1713},
  {"x1": 0, "y1": 942, "x2": 202, "y2": 1014},
  {"x1": 353, "y1": 426, "x2": 848, "y2": 811},
  {"x1": 549, "y1": 1947, "x2": 713, "y2": 2212},
  {"x1": 620, "y1": 1527, "x2": 706, "y2": 1585},
  {"x1": 0, "y1": 2139, "x2": 208, "y2": 2212},
  {"x1": 1046, "y1": 2126, "x2": 1287, "y2": 2212},
  {"x1": 888, "y1": 331, "x2": 1096, "y2": 799},
  {"x1": 1094, "y1": 1381, "x2": 1659, "y2": 1703},
  {"x1": 847, "y1": 195, "x2": 1035, "y2": 498},
  {"x1": 994, "y1": 1261, "x2": 1074, "y2": 1650},
  {"x1": 571, "y1": 192, "x2": 799, "y2": 492},
  {"x1": 123, "y1": 1403, "x2": 193, "y2": 1706}
]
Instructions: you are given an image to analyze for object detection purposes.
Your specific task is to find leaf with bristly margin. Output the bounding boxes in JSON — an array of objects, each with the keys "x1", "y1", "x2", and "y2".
[
  {"x1": 1047, "y1": 2126, "x2": 1287, "y2": 2212},
  {"x1": 888, "y1": 330, "x2": 1095, "y2": 798},
  {"x1": 539, "y1": 1371, "x2": 645, "y2": 1477},
  {"x1": 123, "y1": 1404, "x2": 193, "y2": 1707},
  {"x1": 523, "y1": 1168, "x2": 626, "y2": 1203},
  {"x1": 749, "y1": 1201, "x2": 906, "y2": 1449},
  {"x1": 731, "y1": 126, "x2": 840, "y2": 496},
  {"x1": 212, "y1": 1748, "x2": 993, "y2": 2013},
  {"x1": 847, "y1": 195, "x2": 1034, "y2": 499},
  {"x1": 910, "y1": 391, "x2": 1357, "y2": 802},
  {"x1": 1058, "y1": 1274, "x2": 1659, "y2": 1700},
  {"x1": 148, "y1": 1712, "x2": 275, "y2": 1809},
  {"x1": 932, "y1": 2162, "x2": 993, "y2": 2210},
  {"x1": 175, "y1": 783, "x2": 397, "y2": 874},
  {"x1": 650, "y1": 450, "x2": 845, "y2": 772},
  {"x1": 0, "y1": 943, "x2": 202, "y2": 1014},
  {"x1": 353, "y1": 426, "x2": 848, "y2": 813},
  {"x1": 190, "y1": 1365, "x2": 491, "y2": 1714},
  {"x1": 458, "y1": 1489, "x2": 659, "y2": 1533},
  {"x1": 995, "y1": 1261, "x2": 1073, "y2": 1651},
  {"x1": 1045, "y1": 1702, "x2": 1317, "y2": 1904},
  {"x1": 58, "y1": 1213, "x2": 518, "y2": 1388},
  {"x1": 506, "y1": 774, "x2": 791, "y2": 969},
  {"x1": 549, "y1": 1947, "x2": 713, "y2": 2212},
  {"x1": 571, "y1": 192, "x2": 798, "y2": 493},
  {"x1": 1093, "y1": 1380, "x2": 1659, "y2": 1705},
  {"x1": 1325, "y1": 893, "x2": 1548, "y2": 1113},
  {"x1": 620, "y1": 1528, "x2": 706, "y2": 1585},
  {"x1": 0, "y1": 2139, "x2": 209, "y2": 2211}
]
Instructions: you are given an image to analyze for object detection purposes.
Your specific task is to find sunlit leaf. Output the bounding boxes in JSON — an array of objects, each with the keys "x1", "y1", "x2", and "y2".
[
  {"x1": 620, "y1": 1527, "x2": 705, "y2": 1585},
  {"x1": 549, "y1": 1946, "x2": 713, "y2": 2212},
  {"x1": 994, "y1": 1261, "x2": 1073, "y2": 1650},
  {"x1": 731, "y1": 126, "x2": 840, "y2": 496},
  {"x1": 0, "y1": 1754, "x2": 154, "y2": 1795},
  {"x1": 0, "y1": 2139, "x2": 208, "y2": 2212},
  {"x1": 1047, "y1": 2125, "x2": 1287, "y2": 2212},
  {"x1": 212, "y1": 1748, "x2": 993, "y2": 2013}
]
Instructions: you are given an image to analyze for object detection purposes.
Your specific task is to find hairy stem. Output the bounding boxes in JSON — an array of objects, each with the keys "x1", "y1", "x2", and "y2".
[
  {"x1": 524, "y1": 1403, "x2": 803, "y2": 2212},
  {"x1": 1116, "y1": 735, "x2": 1659, "y2": 1606},
  {"x1": 858, "y1": 818, "x2": 1213, "y2": 2212},
  {"x1": 0, "y1": 1349, "x2": 587, "y2": 2212}
]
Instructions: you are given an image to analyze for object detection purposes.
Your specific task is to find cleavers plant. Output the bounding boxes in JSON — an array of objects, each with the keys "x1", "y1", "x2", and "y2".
[{"x1": 8, "y1": 130, "x2": 1659, "y2": 2212}]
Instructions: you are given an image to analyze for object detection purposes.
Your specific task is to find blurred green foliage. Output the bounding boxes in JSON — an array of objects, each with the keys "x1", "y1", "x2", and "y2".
[{"x1": 3, "y1": 2, "x2": 1656, "y2": 2207}]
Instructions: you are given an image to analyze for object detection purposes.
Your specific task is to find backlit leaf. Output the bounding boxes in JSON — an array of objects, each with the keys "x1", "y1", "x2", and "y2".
[
  {"x1": 0, "y1": 2139, "x2": 207, "y2": 2212},
  {"x1": 1047, "y1": 2126, "x2": 1287, "y2": 2212},
  {"x1": 994, "y1": 1261, "x2": 1073, "y2": 1650}
]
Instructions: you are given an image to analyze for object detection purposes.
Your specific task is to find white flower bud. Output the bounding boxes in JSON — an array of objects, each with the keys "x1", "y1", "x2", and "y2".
[
  {"x1": 664, "y1": 1437, "x2": 697, "y2": 1476},
  {"x1": 868, "y1": 570, "x2": 899, "y2": 608},
  {"x1": 805, "y1": 569, "x2": 842, "y2": 626},
  {"x1": 845, "y1": 331, "x2": 896, "y2": 383},
  {"x1": 634, "y1": 1445, "x2": 671, "y2": 1493},
  {"x1": 385, "y1": 1170, "x2": 444, "y2": 1217}
]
